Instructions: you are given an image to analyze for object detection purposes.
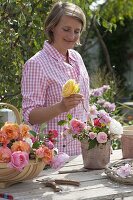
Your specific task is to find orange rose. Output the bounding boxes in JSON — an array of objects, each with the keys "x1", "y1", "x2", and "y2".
[
  {"x1": 11, "y1": 141, "x2": 31, "y2": 153},
  {"x1": 0, "y1": 146, "x2": 11, "y2": 163},
  {"x1": 36, "y1": 145, "x2": 53, "y2": 165},
  {"x1": 1, "y1": 122, "x2": 19, "y2": 141},
  {"x1": 0, "y1": 130, "x2": 9, "y2": 144},
  {"x1": 19, "y1": 124, "x2": 32, "y2": 139}
]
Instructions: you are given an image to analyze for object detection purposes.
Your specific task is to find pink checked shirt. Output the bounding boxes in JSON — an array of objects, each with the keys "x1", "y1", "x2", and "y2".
[{"x1": 21, "y1": 41, "x2": 90, "y2": 156}]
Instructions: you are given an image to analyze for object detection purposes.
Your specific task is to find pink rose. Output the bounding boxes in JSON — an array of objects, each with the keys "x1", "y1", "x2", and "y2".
[
  {"x1": 96, "y1": 132, "x2": 108, "y2": 143},
  {"x1": 51, "y1": 152, "x2": 69, "y2": 169},
  {"x1": 70, "y1": 119, "x2": 86, "y2": 134},
  {"x1": 8, "y1": 151, "x2": 29, "y2": 171},
  {"x1": 117, "y1": 164, "x2": 131, "y2": 178},
  {"x1": 89, "y1": 132, "x2": 97, "y2": 140},
  {"x1": 35, "y1": 146, "x2": 45, "y2": 158},
  {"x1": 45, "y1": 140, "x2": 54, "y2": 149}
]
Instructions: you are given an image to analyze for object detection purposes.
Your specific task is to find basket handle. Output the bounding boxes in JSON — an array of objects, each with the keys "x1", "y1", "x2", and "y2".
[{"x1": 0, "y1": 103, "x2": 22, "y2": 125}]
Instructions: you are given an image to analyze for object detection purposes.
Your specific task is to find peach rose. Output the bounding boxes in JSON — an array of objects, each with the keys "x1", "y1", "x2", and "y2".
[
  {"x1": 0, "y1": 130, "x2": 9, "y2": 144},
  {"x1": 36, "y1": 145, "x2": 53, "y2": 165},
  {"x1": 1, "y1": 122, "x2": 19, "y2": 141},
  {"x1": 11, "y1": 141, "x2": 31, "y2": 153},
  {"x1": 19, "y1": 124, "x2": 32, "y2": 139},
  {"x1": 0, "y1": 146, "x2": 12, "y2": 163}
]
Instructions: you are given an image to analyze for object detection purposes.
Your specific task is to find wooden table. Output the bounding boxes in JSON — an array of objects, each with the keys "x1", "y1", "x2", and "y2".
[{"x1": 1, "y1": 150, "x2": 133, "y2": 200}]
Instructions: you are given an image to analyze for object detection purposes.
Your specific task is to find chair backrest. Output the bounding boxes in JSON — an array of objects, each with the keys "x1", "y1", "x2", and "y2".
[{"x1": 0, "y1": 103, "x2": 22, "y2": 124}]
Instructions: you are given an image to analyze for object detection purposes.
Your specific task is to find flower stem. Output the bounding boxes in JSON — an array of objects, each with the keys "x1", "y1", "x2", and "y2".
[{"x1": 82, "y1": 100, "x2": 88, "y2": 113}]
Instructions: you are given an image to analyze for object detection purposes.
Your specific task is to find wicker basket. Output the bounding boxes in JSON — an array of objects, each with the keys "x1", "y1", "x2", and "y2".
[
  {"x1": 105, "y1": 159, "x2": 133, "y2": 185},
  {"x1": 0, "y1": 103, "x2": 45, "y2": 188},
  {"x1": 0, "y1": 160, "x2": 45, "y2": 188},
  {"x1": 0, "y1": 102, "x2": 22, "y2": 124}
]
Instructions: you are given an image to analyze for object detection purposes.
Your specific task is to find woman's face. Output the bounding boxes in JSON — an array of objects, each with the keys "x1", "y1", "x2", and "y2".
[{"x1": 52, "y1": 15, "x2": 82, "y2": 55}]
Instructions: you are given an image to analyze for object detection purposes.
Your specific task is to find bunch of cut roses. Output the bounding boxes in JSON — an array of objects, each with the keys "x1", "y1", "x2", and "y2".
[
  {"x1": 58, "y1": 82, "x2": 123, "y2": 150},
  {"x1": 0, "y1": 122, "x2": 69, "y2": 171}
]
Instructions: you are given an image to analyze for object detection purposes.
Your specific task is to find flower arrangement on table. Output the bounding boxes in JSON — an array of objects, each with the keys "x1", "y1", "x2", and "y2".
[
  {"x1": 59, "y1": 80, "x2": 123, "y2": 150},
  {"x1": 0, "y1": 122, "x2": 69, "y2": 171}
]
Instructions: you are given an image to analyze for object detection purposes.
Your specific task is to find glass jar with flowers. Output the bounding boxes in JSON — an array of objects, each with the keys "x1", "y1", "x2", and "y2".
[
  {"x1": 0, "y1": 122, "x2": 69, "y2": 188},
  {"x1": 59, "y1": 81, "x2": 123, "y2": 169}
]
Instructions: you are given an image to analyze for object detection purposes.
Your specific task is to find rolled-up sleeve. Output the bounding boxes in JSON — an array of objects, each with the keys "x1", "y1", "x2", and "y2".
[{"x1": 21, "y1": 59, "x2": 47, "y2": 124}]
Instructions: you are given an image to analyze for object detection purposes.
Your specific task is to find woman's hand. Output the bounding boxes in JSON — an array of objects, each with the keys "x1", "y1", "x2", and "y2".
[{"x1": 59, "y1": 94, "x2": 84, "y2": 113}]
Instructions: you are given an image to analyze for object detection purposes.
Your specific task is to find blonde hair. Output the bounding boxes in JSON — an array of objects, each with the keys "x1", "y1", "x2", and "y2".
[{"x1": 45, "y1": 1, "x2": 86, "y2": 43}]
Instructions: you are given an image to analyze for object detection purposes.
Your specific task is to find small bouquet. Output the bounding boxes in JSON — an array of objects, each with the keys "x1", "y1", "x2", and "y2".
[
  {"x1": 59, "y1": 82, "x2": 123, "y2": 150},
  {"x1": 0, "y1": 122, "x2": 69, "y2": 171}
]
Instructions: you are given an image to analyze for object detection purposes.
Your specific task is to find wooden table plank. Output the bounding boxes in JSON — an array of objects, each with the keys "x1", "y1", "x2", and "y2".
[{"x1": 0, "y1": 149, "x2": 133, "y2": 200}]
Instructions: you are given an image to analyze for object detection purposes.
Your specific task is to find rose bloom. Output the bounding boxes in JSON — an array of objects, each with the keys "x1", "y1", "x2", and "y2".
[
  {"x1": 89, "y1": 132, "x2": 97, "y2": 140},
  {"x1": 35, "y1": 145, "x2": 53, "y2": 165},
  {"x1": 109, "y1": 119, "x2": 123, "y2": 136},
  {"x1": 0, "y1": 130, "x2": 9, "y2": 144},
  {"x1": 48, "y1": 130, "x2": 58, "y2": 138},
  {"x1": 62, "y1": 79, "x2": 79, "y2": 97},
  {"x1": 94, "y1": 118, "x2": 102, "y2": 127},
  {"x1": 45, "y1": 140, "x2": 54, "y2": 149},
  {"x1": 11, "y1": 141, "x2": 31, "y2": 153},
  {"x1": 8, "y1": 151, "x2": 29, "y2": 171},
  {"x1": 96, "y1": 132, "x2": 108, "y2": 143},
  {"x1": 1, "y1": 122, "x2": 19, "y2": 140},
  {"x1": 98, "y1": 110, "x2": 111, "y2": 125},
  {"x1": 70, "y1": 119, "x2": 86, "y2": 134},
  {"x1": 117, "y1": 164, "x2": 131, "y2": 178},
  {"x1": 88, "y1": 105, "x2": 98, "y2": 119},
  {"x1": 51, "y1": 152, "x2": 69, "y2": 169},
  {"x1": 48, "y1": 130, "x2": 58, "y2": 143},
  {"x1": 19, "y1": 124, "x2": 31, "y2": 139},
  {"x1": 0, "y1": 146, "x2": 12, "y2": 163}
]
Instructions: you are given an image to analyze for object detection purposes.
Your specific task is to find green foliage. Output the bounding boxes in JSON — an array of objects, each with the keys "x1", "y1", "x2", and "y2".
[
  {"x1": 99, "y1": 19, "x2": 133, "y2": 85},
  {"x1": 88, "y1": 139, "x2": 96, "y2": 150},
  {"x1": 112, "y1": 139, "x2": 121, "y2": 150},
  {"x1": 57, "y1": 120, "x2": 68, "y2": 126},
  {"x1": 99, "y1": 0, "x2": 133, "y2": 27},
  {"x1": 0, "y1": 0, "x2": 53, "y2": 109},
  {"x1": 90, "y1": 67, "x2": 123, "y2": 102},
  {"x1": 29, "y1": 130, "x2": 37, "y2": 137},
  {"x1": 39, "y1": 123, "x2": 47, "y2": 133},
  {"x1": 66, "y1": 113, "x2": 72, "y2": 121}
]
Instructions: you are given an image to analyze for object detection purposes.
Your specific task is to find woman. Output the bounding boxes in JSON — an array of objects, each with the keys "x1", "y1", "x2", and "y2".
[{"x1": 21, "y1": 1, "x2": 90, "y2": 156}]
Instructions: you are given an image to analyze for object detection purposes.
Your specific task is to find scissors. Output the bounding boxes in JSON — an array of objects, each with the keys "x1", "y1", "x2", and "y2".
[{"x1": 36, "y1": 178, "x2": 80, "y2": 192}]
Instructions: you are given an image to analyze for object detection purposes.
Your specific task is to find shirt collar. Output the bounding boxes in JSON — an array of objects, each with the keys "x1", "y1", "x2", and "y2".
[{"x1": 43, "y1": 41, "x2": 76, "y2": 62}]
